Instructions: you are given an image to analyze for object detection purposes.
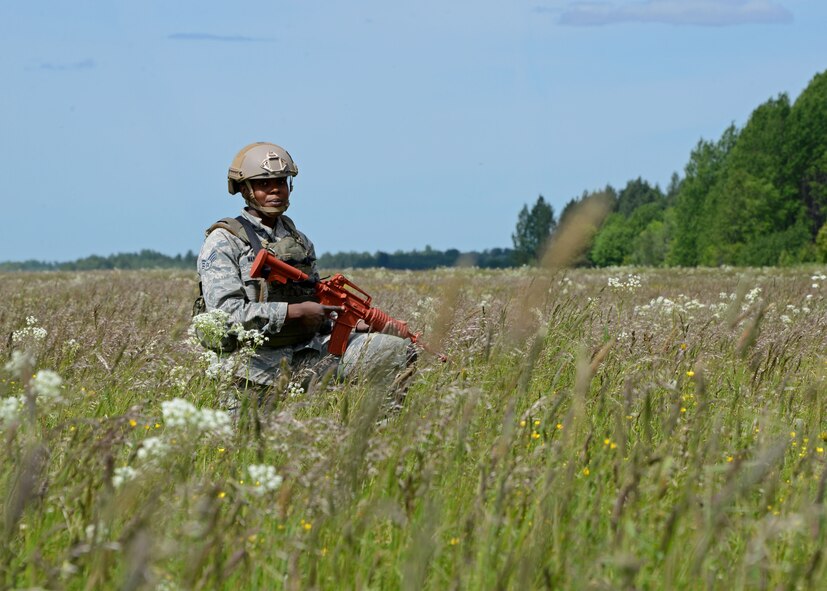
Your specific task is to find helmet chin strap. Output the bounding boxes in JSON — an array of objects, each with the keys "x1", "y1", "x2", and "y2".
[{"x1": 243, "y1": 180, "x2": 290, "y2": 216}]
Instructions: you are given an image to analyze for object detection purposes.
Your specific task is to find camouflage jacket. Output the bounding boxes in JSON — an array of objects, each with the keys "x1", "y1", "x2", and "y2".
[{"x1": 197, "y1": 209, "x2": 326, "y2": 383}]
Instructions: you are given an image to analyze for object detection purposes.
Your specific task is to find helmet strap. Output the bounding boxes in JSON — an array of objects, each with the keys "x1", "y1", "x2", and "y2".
[{"x1": 242, "y1": 179, "x2": 289, "y2": 216}]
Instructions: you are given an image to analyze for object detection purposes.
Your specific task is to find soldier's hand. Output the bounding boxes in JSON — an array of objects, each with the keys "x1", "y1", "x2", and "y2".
[{"x1": 286, "y1": 302, "x2": 343, "y2": 332}]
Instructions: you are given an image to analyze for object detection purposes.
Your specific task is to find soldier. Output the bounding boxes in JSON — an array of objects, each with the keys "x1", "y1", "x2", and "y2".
[{"x1": 196, "y1": 142, "x2": 411, "y2": 396}]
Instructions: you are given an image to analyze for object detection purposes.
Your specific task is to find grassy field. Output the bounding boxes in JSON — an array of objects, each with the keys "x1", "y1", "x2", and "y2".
[{"x1": 1, "y1": 265, "x2": 827, "y2": 590}]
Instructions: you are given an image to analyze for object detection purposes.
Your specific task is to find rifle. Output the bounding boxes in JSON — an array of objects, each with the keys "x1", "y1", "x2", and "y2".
[{"x1": 250, "y1": 250, "x2": 447, "y2": 361}]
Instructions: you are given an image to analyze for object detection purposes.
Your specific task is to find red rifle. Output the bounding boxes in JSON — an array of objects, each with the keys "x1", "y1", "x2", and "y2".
[{"x1": 250, "y1": 250, "x2": 447, "y2": 361}]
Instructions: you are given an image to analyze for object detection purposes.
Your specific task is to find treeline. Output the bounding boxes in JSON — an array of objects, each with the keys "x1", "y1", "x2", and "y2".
[
  {"x1": 0, "y1": 247, "x2": 515, "y2": 272},
  {"x1": 577, "y1": 70, "x2": 827, "y2": 267},
  {"x1": 0, "y1": 250, "x2": 198, "y2": 272},
  {"x1": 317, "y1": 246, "x2": 514, "y2": 269}
]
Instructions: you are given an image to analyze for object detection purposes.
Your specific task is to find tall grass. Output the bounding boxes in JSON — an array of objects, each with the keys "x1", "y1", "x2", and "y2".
[{"x1": 1, "y1": 266, "x2": 826, "y2": 589}]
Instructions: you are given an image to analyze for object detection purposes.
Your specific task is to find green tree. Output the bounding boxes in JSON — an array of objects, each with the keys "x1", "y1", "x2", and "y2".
[
  {"x1": 512, "y1": 195, "x2": 557, "y2": 265},
  {"x1": 591, "y1": 201, "x2": 666, "y2": 266},
  {"x1": 667, "y1": 125, "x2": 739, "y2": 266},
  {"x1": 616, "y1": 177, "x2": 663, "y2": 217},
  {"x1": 589, "y1": 213, "x2": 632, "y2": 266},
  {"x1": 629, "y1": 219, "x2": 670, "y2": 266},
  {"x1": 784, "y1": 71, "x2": 827, "y2": 229}
]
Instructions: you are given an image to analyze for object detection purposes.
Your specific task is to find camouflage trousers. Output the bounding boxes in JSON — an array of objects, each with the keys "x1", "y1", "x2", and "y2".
[{"x1": 219, "y1": 333, "x2": 415, "y2": 407}]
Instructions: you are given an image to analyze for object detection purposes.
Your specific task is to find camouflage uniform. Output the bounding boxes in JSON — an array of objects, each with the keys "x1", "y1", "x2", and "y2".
[{"x1": 197, "y1": 208, "x2": 409, "y2": 387}]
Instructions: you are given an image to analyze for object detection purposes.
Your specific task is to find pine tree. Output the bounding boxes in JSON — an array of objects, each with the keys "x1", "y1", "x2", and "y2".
[{"x1": 512, "y1": 195, "x2": 557, "y2": 265}]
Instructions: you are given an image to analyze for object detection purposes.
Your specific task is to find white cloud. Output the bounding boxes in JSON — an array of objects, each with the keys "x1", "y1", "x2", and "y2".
[{"x1": 554, "y1": 0, "x2": 793, "y2": 26}]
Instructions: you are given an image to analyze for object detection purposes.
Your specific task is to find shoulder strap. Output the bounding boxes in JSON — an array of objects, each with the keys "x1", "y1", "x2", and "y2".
[
  {"x1": 205, "y1": 218, "x2": 247, "y2": 242},
  {"x1": 234, "y1": 215, "x2": 265, "y2": 255},
  {"x1": 204, "y1": 217, "x2": 266, "y2": 255},
  {"x1": 279, "y1": 215, "x2": 307, "y2": 248}
]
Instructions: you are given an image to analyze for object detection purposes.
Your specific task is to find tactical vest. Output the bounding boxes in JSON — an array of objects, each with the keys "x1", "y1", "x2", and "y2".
[{"x1": 194, "y1": 214, "x2": 320, "y2": 348}]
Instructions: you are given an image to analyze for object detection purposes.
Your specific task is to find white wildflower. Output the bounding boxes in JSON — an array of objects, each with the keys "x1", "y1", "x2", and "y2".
[
  {"x1": 199, "y1": 351, "x2": 231, "y2": 380},
  {"x1": 745, "y1": 287, "x2": 762, "y2": 303},
  {"x1": 246, "y1": 464, "x2": 283, "y2": 495},
  {"x1": 780, "y1": 315, "x2": 792, "y2": 324},
  {"x1": 204, "y1": 362, "x2": 228, "y2": 380},
  {"x1": 161, "y1": 398, "x2": 199, "y2": 428},
  {"x1": 112, "y1": 466, "x2": 137, "y2": 488},
  {"x1": 287, "y1": 382, "x2": 305, "y2": 398},
  {"x1": 161, "y1": 398, "x2": 233, "y2": 440},
  {"x1": 479, "y1": 293, "x2": 492, "y2": 309},
  {"x1": 12, "y1": 316, "x2": 47, "y2": 345},
  {"x1": 0, "y1": 397, "x2": 22, "y2": 425},
  {"x1": 197, "y1": 408, "x2": 233, "y2": 438},
  {"x1": 136, "y1": 436, "x2": 169, "y2": 462},
  {"x1": 4, "y1": 350, "x2": 34, "y2": 378},
  {"x1": 30, "y1": 370, "x2": 64, "y2": 403},
  {"x1": 191, "y1": 310, "x2": 232, "y2": 351},
  {"x1": 608, "y1": 274, "x2": 641, "y2": 291},
  {"x1": 232, "y1": 323, "x2": 265, "y2": 348}
]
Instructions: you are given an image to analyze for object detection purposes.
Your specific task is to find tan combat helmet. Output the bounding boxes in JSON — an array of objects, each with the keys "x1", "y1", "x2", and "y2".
[{"x1": 228, "y1": 142, "x2": 299, "y2": 215}]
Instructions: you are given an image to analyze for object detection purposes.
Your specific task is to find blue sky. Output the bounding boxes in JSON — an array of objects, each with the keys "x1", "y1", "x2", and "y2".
[{"x1": 0, "y1": 0, "x2": 824, "y2": 262}]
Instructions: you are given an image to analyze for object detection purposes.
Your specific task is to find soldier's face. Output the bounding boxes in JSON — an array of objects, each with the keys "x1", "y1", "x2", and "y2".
[{"x1": 248, "y1": 177, "x2": 290, "y2": 210}]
